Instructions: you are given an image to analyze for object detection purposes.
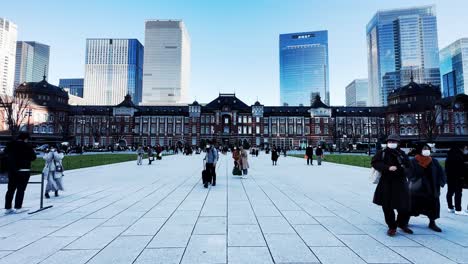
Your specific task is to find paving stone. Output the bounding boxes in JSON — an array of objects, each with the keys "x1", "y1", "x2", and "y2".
[
  {"x1": 228, "y1": 247, "x2": 273, "y2": 264},
  {"x1": 181, "y1": 235, "x2": 226, "y2": 264},
  {"x1": 228, "y1": 224, "x2": 266, "y2": 247},
  {"x1": 134, "y1": 248, "x2": 185, "y2": 264},
  {"x1": 311, "y1": 246, "x2": 366, "y2": 264},
  {"x1": 86, "y1": 236, "x2": 151, "y2": 264},
  {"x1": 338, "y1": 234, "x2": 409, "y2": 263},
  {"x1": 0, "y1": 227, "x2": 58, "y2": 250},
  {"x1": 391, "y1": 246, "x2": 457, "y2": 264},
  {"x1": 315, "y1": 216, "x2": 365, "y2": 235},
  {"x1": 257, "y1": 216, "x2": 295, "y2": 234},
  {"x1": 264, "y1": 233, "x2": 319, "y2": 263},
  {"x1": 294, "y1": 224, "x2": 344, "y2": 246},
  {"x1": 39, "y1": 249, "x2": 98, "y2": 264},
  {"x1": 410, "y1": 235, "x2": 468, "y2": 263},
  {"x1": 122, "y1": 217, "x2": 166, "y2": 236},
  {"x1": 147, "y1": 224, "x2": 194, "y2": 248},
  {"x1": 282, "y1": 210, "x2": 319, "y2": 224},
  {"x1": 165, "y1": 210, "x2": 199, "y2": 225},
  {"x1": 193, "y1": 217, "x2": 226, "y2": 235},
  {"x1": 66, "y1": 226, "x2": 127, "y2": 250},
  {"x1": 0, "y1": 236, "x2": 76, "y2": 264},
  {"x1": 50, "y1": 218, "x2": 107, "y2": 237}
]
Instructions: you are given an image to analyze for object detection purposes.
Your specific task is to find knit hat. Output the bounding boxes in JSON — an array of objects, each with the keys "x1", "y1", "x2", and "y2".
[{"x1": 386, "y1": 134, "x2": 400, "y2": 142}]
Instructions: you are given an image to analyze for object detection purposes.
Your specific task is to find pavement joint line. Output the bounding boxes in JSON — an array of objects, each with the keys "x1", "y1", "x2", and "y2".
[
  {"x1": 130, "y1": 157, "x2": 215, "y2": 264},
  {"x1": 237, "y1": 162, "x2": 276, "y2": 264},
  {"x1": 247, "y1": 169, "x2": 323, "y2": 263}
]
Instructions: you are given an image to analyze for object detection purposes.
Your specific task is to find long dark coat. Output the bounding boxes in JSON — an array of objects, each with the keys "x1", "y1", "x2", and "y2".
[
  {"x1": 408, "y1": 158, "x2": 446, "y2": 219},
  {"x1": 271, "y1": 150, "x2": 279, "y2": 161},
  {"x1": 372, "y1": 148, "x2": 411, "y2": 211}
]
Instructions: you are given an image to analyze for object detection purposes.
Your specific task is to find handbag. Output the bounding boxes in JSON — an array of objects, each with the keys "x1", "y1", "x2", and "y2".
[
  {"x1": 370, "y1": 168, "x2": 381, "y2": 184},
  {"x1": 232, "y1": 165, "x2": 242, "y2": 176},
  {"x1": 54, "y1": 160, "x2": 63, "y2": 173},
  {"x1": 409, "y1": 178, "x2": 423, "y2": 193}
]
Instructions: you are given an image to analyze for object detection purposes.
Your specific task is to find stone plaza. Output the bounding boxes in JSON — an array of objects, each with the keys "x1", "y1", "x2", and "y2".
[{"x1": 0, "y1": 153, "x2": 467, "y2": 264}]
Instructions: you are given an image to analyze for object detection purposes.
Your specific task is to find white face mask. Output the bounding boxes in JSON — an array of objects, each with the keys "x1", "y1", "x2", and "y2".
[
  {"x1": 422, "y1": 150, "x2": 431, "y2": 157},
  {"x1": 387, "y1": 143, "x2": 398, "y2": 149},
  {"x1": 206, "y1": 145, "x2": 210, "y2": 148}
]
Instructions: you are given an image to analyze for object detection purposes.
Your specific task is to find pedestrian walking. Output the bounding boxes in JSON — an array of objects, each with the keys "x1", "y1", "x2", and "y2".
[
  {"x1": 232, "y1": 147, "x2": 240, "y2": 166},
  {"x1": 136, "y1": 146, "x2": 144, "y2": 165},
  {"x1": 316, "y1": 146, "x2": 324, "y2": 165},
  {"x1": 204, "y1": 142, "x2": 219, "y2": 188},
  {"x1": 271, "y1": 146, "x2": 279, "y2": 166},
  {"x1": 305, "y1": 145, "x2": 313, "y2": 165},
  {"x1": 445, "y1": 144, "x2": 468, "y2": 215},
  {"x1": 240, "y1": 146, "x2": 249, "y2": 178},
  {"x1": 43, "y1": 147, "x2": 65, "y2": 198},
  {"x1": 408, "y1": 144, "x2": 446, "y2": 232},
  {"x1": 371, "y1": 134, "x2": 412, "y2": 236},
  {"x1": 148, "y1": 147, "x2": 155, "y2": 165},
  {"x1": 3, "y1": 132, "x2": 37, "y2": 214}
]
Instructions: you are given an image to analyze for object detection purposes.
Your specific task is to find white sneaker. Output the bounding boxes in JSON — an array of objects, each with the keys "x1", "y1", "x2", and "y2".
[
  {"x1": 4, "y1": 209, "x2": 15, "y2": 215},
  {"x1": 448, "y1": 208, "x2": 455, "y2": 213},
  {"x1": 454, "y1": 210, "x2": 468, "y2": 216}
]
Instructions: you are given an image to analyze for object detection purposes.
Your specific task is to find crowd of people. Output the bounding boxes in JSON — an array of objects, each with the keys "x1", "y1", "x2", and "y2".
[{"x1": 371, "y1": 134, "x2": 468, "y2": 236}]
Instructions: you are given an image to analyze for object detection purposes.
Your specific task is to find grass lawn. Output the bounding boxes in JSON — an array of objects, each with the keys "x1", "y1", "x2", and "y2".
[
  {"x1": 31, "y1": 153, "x2": 151, "y2": 172},
  {"x1": 290, "y1": 154, "x2": 373, "y2": 168},
  {"x1": 290, "y1": 154, "x2": 445, "y2": 168}
]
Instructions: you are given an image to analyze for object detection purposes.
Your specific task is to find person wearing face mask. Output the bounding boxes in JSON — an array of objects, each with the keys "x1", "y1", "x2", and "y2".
[
  {"x1": 43, "y1": 146, "x2": 65, "y2": 198},
  {"x1": 372, "y1": 134, "x2": 412, "y2": 236},
  {"x1": 445, "y1": 144, "x2": 468, "y2": 215},
  {"x1": 407, "y1": 144, "x2": 446, "y2": 232},
  {"x1": 204, "y1": 141, "x2": 218, "y2": 187}
]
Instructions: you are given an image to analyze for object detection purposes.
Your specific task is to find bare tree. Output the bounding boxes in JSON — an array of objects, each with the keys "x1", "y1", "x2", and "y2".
[
  {"x1": 0, "y1": 94, "x2": 31, "y2": 138},
  {"x1": 421, "y1": 106, "x2": 442, "y2": 142}
]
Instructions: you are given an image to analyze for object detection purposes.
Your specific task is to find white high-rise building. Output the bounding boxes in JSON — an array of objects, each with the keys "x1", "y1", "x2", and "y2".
[
  {"x1": 83, "y1": 39, "x2": 144, "y2": 105},
  {"x1": 142, "y1": 20, "x2": 191, "y2": 105},
  {"x1": 0, "y1": 18, "x2": 18, "y2": 96}
]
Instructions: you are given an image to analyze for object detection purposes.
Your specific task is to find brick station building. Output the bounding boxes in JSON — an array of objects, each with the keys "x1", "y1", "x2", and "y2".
[{"x1": 1, "y1": 78, "x2": 467, "y2": 149}]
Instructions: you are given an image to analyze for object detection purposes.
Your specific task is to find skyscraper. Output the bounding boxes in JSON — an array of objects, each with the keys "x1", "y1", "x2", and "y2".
[
  {"x1": 367, "y1": 5, "x2": 440, "y2": 106},
  {"x1": 0, "y1": 18, "x2": 18, "y2": 96},
  {"x1": 440, "y1": 38, "x2": 468, "y2": 97},
  {"x1": 15, "y1": 41, "x2": 50, "y2": 87},
  {"x1": 279, "y1": 31, "x2": 329, "y2": 106},
  {"x1": 346, "y1": 79, "x2": 369, "y2": 107},
  {"x1": 59, "y1": 78, "x2": 84, "y2": 97},
  {"x1": 142, "y1": 20, "x2": 191, "y2": 105},
  {"x1": 83, "y1": 39, "x2": 143, "y2": 105}
]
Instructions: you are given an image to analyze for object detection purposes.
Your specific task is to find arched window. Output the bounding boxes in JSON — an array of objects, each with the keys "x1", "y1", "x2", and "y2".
[
  {"x1": 400, "y1": 127, "x2": 406, "y2": 135},
  {"x1": 48, "y1": 126, "x2": 54, "y2": 134}
]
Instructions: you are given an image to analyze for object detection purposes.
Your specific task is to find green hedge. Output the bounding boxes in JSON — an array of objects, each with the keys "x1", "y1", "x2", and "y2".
[{"x1": 31, "y1": 153, "x2": 150, "y2": 172}]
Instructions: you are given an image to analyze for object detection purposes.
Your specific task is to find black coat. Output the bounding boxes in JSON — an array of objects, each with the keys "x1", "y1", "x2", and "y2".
[
  {"x1": 4, "y1": 140, "x2": 37, "y2": 173},
  {"x1": 445, "y1": 148, "x2": 466, "y2": 188},
  {"x1": 372, "y1": 148, "x2": 411, "y2": 211},
  {"x1": 306, "y1": 147, "x2": 313, "y2": 157},
  {"x1": 271, "y1": 150, "x2": 279, "y2": 161},
  {"x1": 316, "y1": 148, "x2": 323, "y2": 156},
  {"x1": 408, "y1": 158, "x2": 446, "y2": 219}
]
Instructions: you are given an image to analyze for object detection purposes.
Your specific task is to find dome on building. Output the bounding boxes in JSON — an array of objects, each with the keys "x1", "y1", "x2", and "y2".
[{"x1": 15, "y1": 76, "x2": 69, "y2": 98}]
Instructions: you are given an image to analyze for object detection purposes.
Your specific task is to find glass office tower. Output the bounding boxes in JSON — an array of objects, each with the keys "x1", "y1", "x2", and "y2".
[
  {"x1": 279, "y1": 30, "x2": 329, "y2": 106},
  {"x1": 15, "y1": 41, "x2": 50, "y2": 87},
  {"x1": 346, "y1": 79, "x2": 368, "y2": 106},
  {"x1": 84, "y1": 39, "x2": 143, "y2": 105},
  {"x1": 367, "y1": 6, "x2": 440, "y2": 106},
  {"x1": 440, "y1": 38, "x2": 468, "y2": 97},
  {"x1": 0, "y1": 18, "x2": 17, "y2": 96},
  {"x1": 59, "y1": 78, "x2": 84, "y2": 97}
]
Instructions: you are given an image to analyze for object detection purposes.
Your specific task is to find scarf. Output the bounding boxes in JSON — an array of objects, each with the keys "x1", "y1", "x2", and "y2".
[{"x1": 415, "y1": 154, "x2": 432, "y2": 168}]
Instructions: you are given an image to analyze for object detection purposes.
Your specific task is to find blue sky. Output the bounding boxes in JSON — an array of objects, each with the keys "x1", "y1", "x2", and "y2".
[{"x1": 3, "y1": 0, "x2": 468, "y2": 105}]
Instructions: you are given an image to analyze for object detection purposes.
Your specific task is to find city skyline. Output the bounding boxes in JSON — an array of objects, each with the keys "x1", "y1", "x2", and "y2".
[
  {"x1": 367, "y1": 5, "x2": 440, "y2": 106},
  {"x1": 0, "y1": 18, "x2": 17, "y2": 96},
  {"x1": 3, "y1": 0, "x2": 468, "y2": 106}
]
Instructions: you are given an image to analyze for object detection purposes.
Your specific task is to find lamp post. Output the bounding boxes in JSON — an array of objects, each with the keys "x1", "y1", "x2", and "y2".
[
  {"x1": 26, "y1": 109, "x2": 32, "y2": 133},
  {"x1": 368, "y1": 109, "x2": 371, "y2": 156},
  {"x1": 78, "y1": 118, "x2": 85, "y2": 146}
]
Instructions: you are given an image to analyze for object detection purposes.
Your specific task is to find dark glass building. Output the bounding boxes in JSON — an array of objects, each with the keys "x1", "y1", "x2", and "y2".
[
  {"x1": 59, "y1": 78, "x2": 84, "y2": 97},
  {"x1": 279, "y1": 31, "x2": 329, "y2": 106}
]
